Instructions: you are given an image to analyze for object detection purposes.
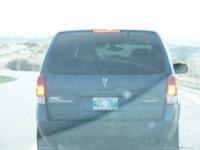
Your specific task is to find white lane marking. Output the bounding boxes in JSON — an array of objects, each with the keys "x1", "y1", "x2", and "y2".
[
  {"x1": 29, "y1": 144, "x2": 37, "y2": 150},
  {"x1": 180, "y1": 90, "x2": 200, "y2": 106}
]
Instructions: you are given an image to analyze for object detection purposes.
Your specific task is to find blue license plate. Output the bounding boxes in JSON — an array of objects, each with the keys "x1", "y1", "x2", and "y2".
[{"x1": 92, "y1": 97, "x2": 119, "y2": 110}]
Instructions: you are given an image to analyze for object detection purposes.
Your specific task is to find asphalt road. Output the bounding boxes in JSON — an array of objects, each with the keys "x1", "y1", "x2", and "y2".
[
  {"x1": 0, "y1": 71, "x2": 199, "y2": 150},
  {"x1": 0, "y1": 71, "x2": 38, "y2": 150}
]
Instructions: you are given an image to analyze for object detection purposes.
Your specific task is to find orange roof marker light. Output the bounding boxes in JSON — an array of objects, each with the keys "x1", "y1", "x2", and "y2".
[{"x1": 92, "y1": 29, "x2": 121, "y2": 33}]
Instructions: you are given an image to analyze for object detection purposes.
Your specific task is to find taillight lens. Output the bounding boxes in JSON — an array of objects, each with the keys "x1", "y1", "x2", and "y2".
[
  {"x1": 167, "y1": 75, "x2": 177, "y2": 96},
  {"x1": 37, "y1": 85, "x2": 45, "y2": 97},
  {"x1": 36, "y1": 75, "x2": 46, "y2": 104},
  {"x1": 166, "y1": 74, "x2": 178, "y2": 104}
]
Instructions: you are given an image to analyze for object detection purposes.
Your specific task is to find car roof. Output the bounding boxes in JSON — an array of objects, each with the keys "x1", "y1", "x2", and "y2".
[{"x1": 57, "y1": 29, "x2": 158, "y2": 35}]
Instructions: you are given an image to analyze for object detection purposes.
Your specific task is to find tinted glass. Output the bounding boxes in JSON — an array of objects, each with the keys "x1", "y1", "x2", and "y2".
[{"x1": 47, "y1": 31, "x2": 165, "y2": 74}]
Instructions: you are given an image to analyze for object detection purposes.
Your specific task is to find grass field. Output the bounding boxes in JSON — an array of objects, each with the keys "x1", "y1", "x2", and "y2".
[{"x1": 0, "y1": 75, "x2": 14, "y2": 84}]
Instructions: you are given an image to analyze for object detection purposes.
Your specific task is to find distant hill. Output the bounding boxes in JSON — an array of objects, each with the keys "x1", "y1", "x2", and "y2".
[
  {"x1": 166, "y1": 39, "x2": 200, "y2": 47},
  {"x1": 168, "y1": 45, "x2": 200, "y2": 59},
  {"x1": 166, "y1": 39, "x2": 200, "y2": 59},
  {"x1": 0, "y1": 37, "x2": 52, "y2": 45}
]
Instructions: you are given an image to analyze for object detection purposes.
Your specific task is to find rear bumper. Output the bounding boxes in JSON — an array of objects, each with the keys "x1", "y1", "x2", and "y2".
[{"x1": 37, "y1": 105, "x2": 179, "y2": 143}]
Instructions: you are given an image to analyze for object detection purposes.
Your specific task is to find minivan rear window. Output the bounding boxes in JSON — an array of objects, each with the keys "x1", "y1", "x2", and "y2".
[{"x1": 47, "y1": 31, "x2": 165, "y2": 74}]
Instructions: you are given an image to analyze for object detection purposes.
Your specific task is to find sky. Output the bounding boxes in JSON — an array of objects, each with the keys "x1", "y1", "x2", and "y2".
[{"x1": 0, "y1": 0, "x2": 200, "y2": 39}]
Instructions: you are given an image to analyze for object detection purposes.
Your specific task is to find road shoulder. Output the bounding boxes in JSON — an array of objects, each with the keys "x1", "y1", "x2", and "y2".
[{"x1": 0, "y1": 75, "x2": 15, "y2": 84}]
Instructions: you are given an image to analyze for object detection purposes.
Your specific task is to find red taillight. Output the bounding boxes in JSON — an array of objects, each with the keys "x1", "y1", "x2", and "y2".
[
  {"x1": 36, "y1": 75, "x2": 46, "y2": 104},
  {"x1": 167, "y1": 75, "x2": 177, "y2": 96},
  {"x1": 166, "y1": 74, "x2": 178, "y2": 104},
  {"x1": 92, "y1": 29, "x2": 121, "y2": 33}
]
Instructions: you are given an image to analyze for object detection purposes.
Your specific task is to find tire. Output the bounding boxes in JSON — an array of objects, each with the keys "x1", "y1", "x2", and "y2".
[
  {"x1": 37, "y1": 130, "x2": 58, "y2": 150},
  {"x1": 163, "y1": 127, "x2": 179, "y2": 150}
]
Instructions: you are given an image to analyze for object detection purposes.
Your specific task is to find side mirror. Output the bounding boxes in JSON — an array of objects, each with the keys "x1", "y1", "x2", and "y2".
[{"x1": 173, "y1": 63, "x2": 188, "y2": 74}]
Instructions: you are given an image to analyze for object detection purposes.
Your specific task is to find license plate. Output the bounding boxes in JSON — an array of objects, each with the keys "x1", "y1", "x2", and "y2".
[{"x1": 92, "y1": 97, "x2": 119, "y2": 110}]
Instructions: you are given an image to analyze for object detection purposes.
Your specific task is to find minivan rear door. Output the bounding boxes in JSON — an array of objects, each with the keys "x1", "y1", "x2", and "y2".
[{"x1": 43, "y1": 30, "x2": 170, "y2": 121}]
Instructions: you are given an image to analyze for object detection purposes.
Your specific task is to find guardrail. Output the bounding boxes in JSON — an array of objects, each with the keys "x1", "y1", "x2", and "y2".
[{"x1": 178, "y1": 77, "x2": 200, "y2": 90}]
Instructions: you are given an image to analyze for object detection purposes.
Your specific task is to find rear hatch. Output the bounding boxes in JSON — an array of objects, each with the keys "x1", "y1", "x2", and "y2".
[{"x1": 43, "y1": 30, "x2": 170, "y2": 121}]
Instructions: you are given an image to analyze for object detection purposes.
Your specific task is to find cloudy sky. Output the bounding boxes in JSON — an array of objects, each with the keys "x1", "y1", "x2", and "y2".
[{"x1": 0, "y1": 0, "x2": 200, "y2": 39}]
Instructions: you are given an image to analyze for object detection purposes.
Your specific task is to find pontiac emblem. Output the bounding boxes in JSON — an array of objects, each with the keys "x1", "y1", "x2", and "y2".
[{"x1": 102, "y1": 78, "x2": 108, "y2": 88}]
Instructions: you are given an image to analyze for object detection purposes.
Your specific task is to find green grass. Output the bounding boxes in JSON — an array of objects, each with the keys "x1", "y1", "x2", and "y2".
[{"x1": 0, "y1": 76, "x2": 14, "y2": 84}]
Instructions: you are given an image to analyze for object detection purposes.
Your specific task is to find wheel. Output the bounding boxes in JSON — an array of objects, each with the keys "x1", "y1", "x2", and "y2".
[
  {"x1": 163, "y1": 127, "x2": 179, "y2": 150},
  {"x1": 37, "y1": 130, "x2": 58, "y2": 150}
]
